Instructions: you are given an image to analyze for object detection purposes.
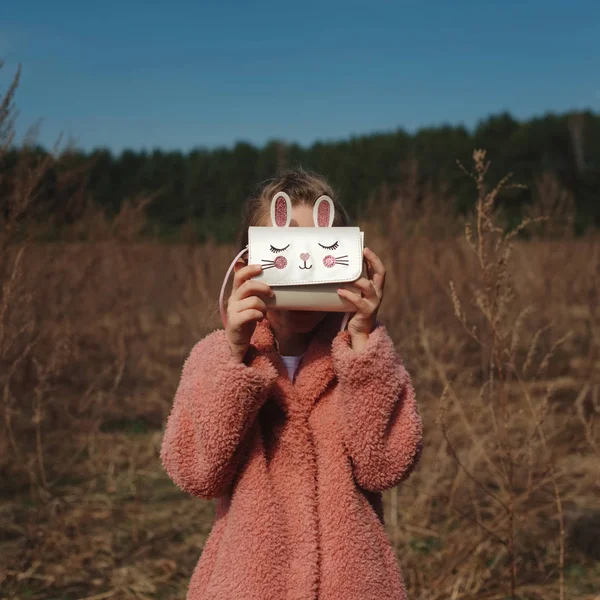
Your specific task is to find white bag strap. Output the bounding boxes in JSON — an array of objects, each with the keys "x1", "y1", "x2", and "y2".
[
  {"x1": 218, "y1": 245, "x2": 351, "y2": 332},
  {"x1": 340, "y1": 311, "x2": 351, "y2": 332},
  {"x1": 219, "y1": 245, "x2": 250, "y2": 328}
]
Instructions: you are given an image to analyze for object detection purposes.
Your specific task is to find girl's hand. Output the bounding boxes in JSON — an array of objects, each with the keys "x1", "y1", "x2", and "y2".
[
  {"x1": 225, "y1": 264, "x2": 274, "y2": 363},
  {"x1": 337, "y1": 247, "x2": 386, "y2": 352}
]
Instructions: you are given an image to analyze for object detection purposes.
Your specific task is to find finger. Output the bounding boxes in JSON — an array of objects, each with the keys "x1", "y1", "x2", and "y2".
[
  {"x1": 363, "y1": 254, "x2": 374, "y2": 280},
  {"x1": 234, "y1": 279, "x2": 274, "y2": 301},
  {"x1": 232, "y1": 309, "x2": 265, "y2": 326},
  {"x1": 364, "y1": 247, "x2": 386, "y2": 293},
  {"x1": 232, "y1": 264, "x2": 263, "y2": 293},
  {"x1": 349, "y1": 277, "x2": 378, "y2": 299},
  {"x1": 337, "y1": 287, "x2": 371, "y2": 312},
  {"x1": 234, "y1": 296, "x2": 267, "y2": 314}
]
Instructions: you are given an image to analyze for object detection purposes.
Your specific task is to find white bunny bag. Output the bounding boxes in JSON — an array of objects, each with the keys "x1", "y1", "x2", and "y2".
[{"x1": 219, "y1": 192, "x2": 365, "y2": 331}]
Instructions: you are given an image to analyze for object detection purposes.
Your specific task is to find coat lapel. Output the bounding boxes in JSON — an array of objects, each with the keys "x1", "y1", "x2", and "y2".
[{"x1": 245, "y1": 314, "x2": 342, "y2": 416}]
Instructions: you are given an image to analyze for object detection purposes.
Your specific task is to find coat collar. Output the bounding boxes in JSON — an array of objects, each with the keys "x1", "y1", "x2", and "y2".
[{"x1": 245, "y1": 313, "x2": 344, "y2": 416}]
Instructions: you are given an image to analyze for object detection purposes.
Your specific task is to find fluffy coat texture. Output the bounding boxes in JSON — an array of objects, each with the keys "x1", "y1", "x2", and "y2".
[{"x1": 160, "y1": 315, "x2": 423, "y2": 600}]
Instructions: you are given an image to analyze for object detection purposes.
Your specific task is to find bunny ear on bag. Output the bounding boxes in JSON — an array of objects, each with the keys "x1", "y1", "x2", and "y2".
[
  {"x1": 313, "y1": 195, "x2": 335, "y2": 227},
  {"x1": 270, "y1": 192, "x2": 292, "y2": 227}
]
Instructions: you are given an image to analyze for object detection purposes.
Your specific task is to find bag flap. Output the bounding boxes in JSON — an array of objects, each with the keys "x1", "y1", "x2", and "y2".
[{"x1": 248, "y1": 226, "x2": 364, "y2": 286}]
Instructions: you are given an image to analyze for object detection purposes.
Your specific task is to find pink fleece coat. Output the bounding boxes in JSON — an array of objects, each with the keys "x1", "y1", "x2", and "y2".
[{"x1": 160, "y1": 315, "x2": 423, "y2": 600}]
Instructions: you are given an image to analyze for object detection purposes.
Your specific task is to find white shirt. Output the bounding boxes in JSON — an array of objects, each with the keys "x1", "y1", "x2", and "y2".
[{"x1": 280, "y1": 354, "x2": 303, "y2": 382}]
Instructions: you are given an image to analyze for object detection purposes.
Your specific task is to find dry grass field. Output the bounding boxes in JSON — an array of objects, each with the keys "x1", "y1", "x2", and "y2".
[
  {"x1": 1, "y1": 67, "x2": 599, "y2": 600},
  {"x1": 1, "y1": 160, "x2": 599, "y2": 600}
]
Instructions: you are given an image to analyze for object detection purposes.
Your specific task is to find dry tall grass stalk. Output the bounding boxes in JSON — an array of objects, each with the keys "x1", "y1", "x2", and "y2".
[{"x1": 443, "y1": 149, "x2": 564, "y2": 599}]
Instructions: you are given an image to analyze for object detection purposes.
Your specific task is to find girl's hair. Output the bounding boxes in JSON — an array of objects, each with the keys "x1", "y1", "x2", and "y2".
[{"x1": 235, "y1": 168, "x2": 350, "y2": 254}]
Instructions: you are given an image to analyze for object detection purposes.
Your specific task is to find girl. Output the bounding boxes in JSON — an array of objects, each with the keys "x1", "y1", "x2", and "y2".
[{"x1": 160, "y1": 169, "x2": 423, "y2": 600}]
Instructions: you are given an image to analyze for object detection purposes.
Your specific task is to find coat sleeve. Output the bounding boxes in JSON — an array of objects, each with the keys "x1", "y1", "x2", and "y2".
[
  {"x1": 160, "y1": 329, "x2": 278, "y2": 500},
  {"x1": 331, "y1": 324, "x2": 423, "y2": 492}
]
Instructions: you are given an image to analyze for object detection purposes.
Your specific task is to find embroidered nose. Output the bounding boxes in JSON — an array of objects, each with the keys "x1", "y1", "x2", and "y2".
[{"x1": 300, "y1": 253, "x2": 310, "y2": 262}]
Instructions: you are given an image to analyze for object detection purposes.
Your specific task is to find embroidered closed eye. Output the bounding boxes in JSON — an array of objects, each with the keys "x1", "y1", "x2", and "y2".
[
  {"x1": 270, "y1": 244, "x2": 290, "y2": 253},
  {"x1": 318, "y1": 241, "x2": 339, "y2": 251}
]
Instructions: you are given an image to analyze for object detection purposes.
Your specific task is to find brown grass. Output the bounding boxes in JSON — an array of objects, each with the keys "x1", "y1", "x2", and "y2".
[{"x1": 1, "y1": 62, "x2": 599, "y2": 600}]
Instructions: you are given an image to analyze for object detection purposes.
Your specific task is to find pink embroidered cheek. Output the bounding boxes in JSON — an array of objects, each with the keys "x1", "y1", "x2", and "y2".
[
  {"x1": 323, "y1": 255, "x2": 336, "y2": 268},
  {"x1": 274, "y1": 256, "x2": 287, "y2": 269}
]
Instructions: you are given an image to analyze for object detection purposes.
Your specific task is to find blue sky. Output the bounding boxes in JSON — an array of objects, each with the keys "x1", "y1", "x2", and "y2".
[{"x1": 1, "y1": 0, "x2": 599, "y2": 152}]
